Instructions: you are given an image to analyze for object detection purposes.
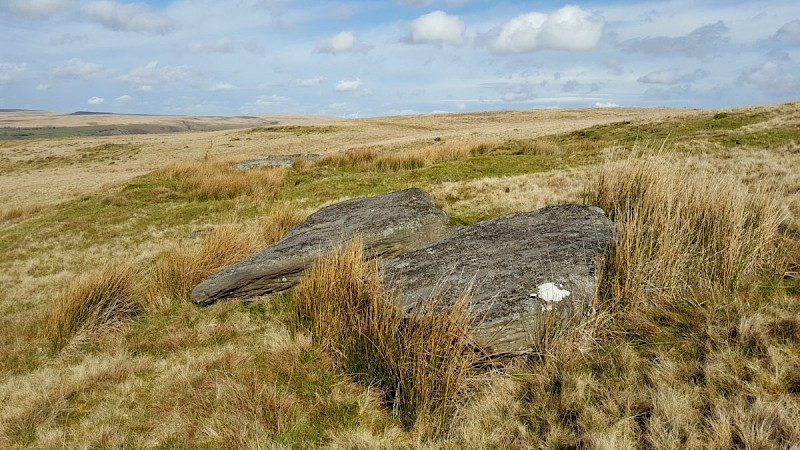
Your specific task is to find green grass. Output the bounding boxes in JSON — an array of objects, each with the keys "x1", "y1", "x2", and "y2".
[
  {"x1": 555, "y1": 106, "x2": 799, "y2": 150},
  {"x1": 281, "y1": 153, "x2": 593, "y2": 209},
  {"x1": 0, "y1": 125, "x2": 185, "y2": 140},
  {"x1": 245, "y1": 125, "x2": 340, "y2": 135}
]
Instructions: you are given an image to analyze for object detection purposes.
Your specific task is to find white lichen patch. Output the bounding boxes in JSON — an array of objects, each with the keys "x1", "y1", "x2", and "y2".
[{"x1": 536, "y1": 282, "x2": 570, "y2": 303}]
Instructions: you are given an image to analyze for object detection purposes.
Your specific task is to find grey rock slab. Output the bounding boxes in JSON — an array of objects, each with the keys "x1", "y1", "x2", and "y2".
[
  {"x1": 382, "y1": 203, "x2": 613, "y2": 355},
  {"x1": 233, "y1": 154, "x2": 321, "y2": 169},
  {"x1": 191, "y1": 188, "x2": 450, "y2": 306}
]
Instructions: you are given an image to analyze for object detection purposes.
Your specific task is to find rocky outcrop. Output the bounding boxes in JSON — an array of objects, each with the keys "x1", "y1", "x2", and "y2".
[
  {"x1": 191, "y1": 188, "x2": 450, "y2": 306},
  {"x1": 382, "y1": 204, "x2": 613, "y2": 355},
  {"x1": 233, "y1": 154, "x2": 321, "y2": 169}
]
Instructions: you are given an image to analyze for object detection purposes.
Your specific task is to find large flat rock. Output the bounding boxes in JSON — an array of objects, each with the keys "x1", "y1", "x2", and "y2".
[
  {"x1": 191, "y1": 188, "x2": 450, "y2": 306},
  {"x1": 382, "y1": 204, "x2": 614, "y2": 355}
]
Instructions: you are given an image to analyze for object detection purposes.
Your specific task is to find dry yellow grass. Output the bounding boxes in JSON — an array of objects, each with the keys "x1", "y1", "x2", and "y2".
[
  {"x1": 2, "y1": 104, "x2": 799, "y2": 448},
  {"x1": 0, "y1": 107, "x2": 691, "y2": 211},
  {"x1": 47, "y1": 264, "x2": 142, "y2": 348},
  {"x1": 158, "y1": 160, "x2": 286, "y2": 201},
  {"x1": 146, "y1": 206, "x2": 306, "y2": 309},
  {"x1": 145, "y1": 223, "x2": 263, "y2": 309},
  {"x1": 430, "y1": 168, "x2": 588, "y2": 221},
  {"x1": 295, "y1": 239, "x2": 477, "y2": 436},
  {"x1": 588, "y1": 153, "x2": 786, "y2": 308},
  {"x1": 317, "y1": 140, "x2": 498, "y2": 171}
]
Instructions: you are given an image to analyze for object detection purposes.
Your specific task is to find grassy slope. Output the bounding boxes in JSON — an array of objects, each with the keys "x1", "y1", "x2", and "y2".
[{"x1": 0, "y1": 103, "x2": 799, "y2": 448}]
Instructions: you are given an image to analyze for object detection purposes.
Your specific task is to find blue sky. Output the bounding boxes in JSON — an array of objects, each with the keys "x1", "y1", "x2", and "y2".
[{"x1": 1, "y1": 0, "x2": 799, "y2": 117}]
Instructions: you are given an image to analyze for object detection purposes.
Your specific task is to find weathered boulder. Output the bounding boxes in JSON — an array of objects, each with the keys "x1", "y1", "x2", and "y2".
[
  {"x1": 191, "y1": 188, "x2": 450, "y2": 306},
  {"x1": 382, "y1": 204, "x2": 614, "y2": 355}
]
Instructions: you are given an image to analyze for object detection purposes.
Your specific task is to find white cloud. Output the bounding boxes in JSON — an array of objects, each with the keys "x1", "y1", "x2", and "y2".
[
  {"x1": 87, "y1": 96, "x2": 105, "y2": 105},
  {"x1": 502, "y1": 92, "x2": 531, "y2": 102},
  {"x1": 210, "y1": 82, "x2": 236, "y2": 92},
  {"x1": 740, "y1": 61, "x2": 800, "y2": 96},
  {"x1": 36, "y1": 83, "x2": 52, "y2": 91},
  {"x1": 594, "y1": 102, "x2": 619, "y2": 108},
  {"x1": 773, "y1": 20, "x2": 800, "y2": 43},
  {"x1": 316, "y1": 31, "x2": 371, "y2": 54},
  {"x1": 335, "y1": 77, "x2": 363, "y2": 92},
  {"x1": 296, "y1": 76, "x2": 327, "y2": 87},
  {"x1": 81, "y1": 1, "x2": 175, "y2": 34},
  {"x1": 115, "y1": 94, "x2": 132, "y2": 102},
  {"x1": 637, "y1": 69, "x2": 709, "y2": 85},
  {"x1": 187, "y1": 38, "x2": 264, "y2": 55},
  {"x1": 52, "y1": 58, "x2": 112, "y2": 79},
  {"x1": 0, "y1": 63, "x2": 27, "y2": 84},
  {"x1": 188, "y1": 39, "x2": 236, "y2": 54},
  {"x1": 254, "y1": 94, "x2": 289, "y2": 107},
  {"x1": 407, "y1": 11, "x2": 466, "y2": 46},
  {"x1": 328, "y1": 102, "x2": 348, "y2": 109},
  {"x1": 621, "y1": 21, "x2": 729, "y2": 59},
  {"x1": 8, "y1": 0, "x2": 72, "y2": 18},
  {"x1": 490, "y1": 5, "x2": 604, "y2": 54},
  {"x1": 120, "y1": 61, "x2": 194, "y2": 89}
]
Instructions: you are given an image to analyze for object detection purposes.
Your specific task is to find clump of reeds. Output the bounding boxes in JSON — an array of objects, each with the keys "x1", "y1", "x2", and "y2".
[
  {"x1": 294, "y1": 239, "x2": 476, "y2": 435},
  {"x1": 586, "y1": 156, "x2": 786, "y2": 309},
  {"x1": 315, "y1": 141, "x2": 498, "y2": 172},
  {"x1": 48, "y1": 264, "x2": 141, "y2": 347},
  {"x1": 158, "y1": 160, "x2": 285, "y2": 201}
]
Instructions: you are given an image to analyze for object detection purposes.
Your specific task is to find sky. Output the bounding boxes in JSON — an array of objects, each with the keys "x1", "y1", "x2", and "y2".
[{"x1": 1, "y1": 0, "x2": 799, "y2": 117}]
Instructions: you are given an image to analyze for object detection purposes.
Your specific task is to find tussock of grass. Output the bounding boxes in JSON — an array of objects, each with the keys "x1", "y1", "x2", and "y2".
[
  {"x1": 47, "y1": 264, "x2": 141, "y2": 347},
  {"x1": 501, "y1": 138, "x2": 606, "y2": 156},
  {"x1": 260, "y1": 202, "x2": 306, "y2": 244},
  {"x1": 145, "y1": 224, "x2": 261, "y2": 309},
  {"x1": 0, "y1": 204, "x2": 47, "y2": 224},
  {"x1": 294, "y1": 239, "x2": 476, "y2": 435},
  {"x1": 318, "y1": 146, "x2": 379, "y2": 168},
  {"x1": 158, "y1": 160, "x2": 285, "y2": 201},
  {"x1": 587, "y1": 155, "x2": 786, "y2": 308},
  {"x1": 317, "y1": 140, "x2": 498, "y2": 172},
  {"x1": 146, "y1": 205, "x2": 305, "y2": 309}
]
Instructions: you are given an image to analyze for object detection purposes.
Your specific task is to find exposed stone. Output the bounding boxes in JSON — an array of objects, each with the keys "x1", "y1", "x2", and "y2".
[
  {"x1": 382, "y1": 204, "x2": 613, "y2": 355},
  {"x1": 191, "y1": 188, "x2": 450, "y2": 306},
  {"x1": 233, "y1": 153, "x2": 322, "y2": 169}
]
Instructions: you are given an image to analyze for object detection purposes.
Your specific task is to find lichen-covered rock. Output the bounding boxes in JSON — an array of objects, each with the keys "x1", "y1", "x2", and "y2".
[
  {"x1": 382, "y1": 204, "x2": 614, "y2": 355},
  {"x1": 191, "y1": 188, "x2": 450, "y2": 306}
]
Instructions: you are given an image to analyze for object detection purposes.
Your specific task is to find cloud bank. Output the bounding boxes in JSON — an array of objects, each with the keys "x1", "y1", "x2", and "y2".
[
  {"x1": 489, "y1": 5, "x2": 604, "y2": 53},
  {"x1": 81, "y1": 1, "x2": 175, "y2": 34}
]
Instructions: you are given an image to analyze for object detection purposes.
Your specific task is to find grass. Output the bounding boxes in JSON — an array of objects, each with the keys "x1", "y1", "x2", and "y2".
[
  {"x1": 0, "y1": 143, "x2": 141, "y2": 174},
  {"x1": 157, "y1": 160, "x2": 285, "y2": 201},
  {"x1": 47, "y1": 264, "x2": 142, "y2": 348},
  {"x1": 315, "y1": 140, "x2": 498, "y2": 172},
  {"x1": 293, "y1": 239, "x2": 476, "y2": 436},
  {"x1": 556, "y1": 102, "x2": 800, "y2": 152},
  {"x1": 586, "y1": 153, "x2": 786, "y2": 309},
  {"x1": 245, "y1": 125, "x2": 339, "y2": 135},
  {"x1": 1, "y1": 102, "x2": 799, "y2": 448},
  {"x1": 145, "y1": 206, "x2": 306, "y2": 309}
]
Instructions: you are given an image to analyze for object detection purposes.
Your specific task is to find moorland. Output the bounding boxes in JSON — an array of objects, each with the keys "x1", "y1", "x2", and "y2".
[{"x1": 1, "y1": 103, "x2": 799, "y2": 448}]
